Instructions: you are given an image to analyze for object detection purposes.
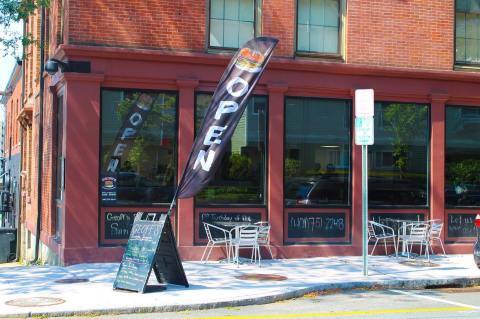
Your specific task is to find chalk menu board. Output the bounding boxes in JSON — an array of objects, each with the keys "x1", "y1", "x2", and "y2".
[
  {"x1": 370, "y1": 213, "x2": 425, "y2": 231},
  {"x1": 198, "y1": 212, "x2": 261, "y2": 239},
  {"x1": 447, "y1": 213, "x2": 477, "y2": 238},
  {"x1": 113, "y1": 212, "x2": 188, "y2": 293},
  {"x1": 287, "y1": 212, "x2": 346, "y2": 238},
  {"x1": 104, "y1": 212, "x2": 136, "y2": 240}
]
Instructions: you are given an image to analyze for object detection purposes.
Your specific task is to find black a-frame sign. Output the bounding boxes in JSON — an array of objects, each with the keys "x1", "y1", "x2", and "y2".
[{"x1": 113, "y1": 212, "x2": 189, "y2": 293}]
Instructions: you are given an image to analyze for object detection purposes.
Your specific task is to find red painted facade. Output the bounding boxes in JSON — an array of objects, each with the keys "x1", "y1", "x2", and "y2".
[{"x1": 15, "y1": 1, "x2": 480, "y2": 265}]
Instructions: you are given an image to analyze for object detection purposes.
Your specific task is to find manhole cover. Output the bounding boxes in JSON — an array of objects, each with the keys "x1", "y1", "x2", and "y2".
[
  {"x1": 399, "y1": 260, "x2": 440, "y2": 267},
  {"x1": 236, "y1": 274, "x2": 288, "y2": 281},
  {"x1": 5, "y1": 297, "x2": 65, "y2": 307},
  {"x1": 54, "y1": 278, "x2": 89, "y2": 284}
]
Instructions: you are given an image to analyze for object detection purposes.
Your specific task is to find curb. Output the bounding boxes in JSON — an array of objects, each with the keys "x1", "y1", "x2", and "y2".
[{"x1": 2, "y1": 276, "x2": 480, "y2": 318}]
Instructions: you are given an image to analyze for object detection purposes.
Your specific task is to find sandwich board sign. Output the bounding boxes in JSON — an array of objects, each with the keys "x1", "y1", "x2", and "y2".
[{"x1": 113, "y1": 212, "x2": 188, "y2": 293}]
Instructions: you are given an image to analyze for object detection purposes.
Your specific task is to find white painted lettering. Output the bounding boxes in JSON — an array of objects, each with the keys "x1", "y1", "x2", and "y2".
[{"x1": 107, "y1": 159, "x2": 119, "y2": 173}]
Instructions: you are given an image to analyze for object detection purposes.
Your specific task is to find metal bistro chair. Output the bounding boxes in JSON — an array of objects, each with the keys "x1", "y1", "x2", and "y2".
[
  {"x1": 255, "y1": 222, "x2": 273, "y2": 259},
  {"x1": 403, "y1": 222, "x2": 431, "y2": 261},
  {"x1": 368, "y1": 221, "x2": 398, "y2": 257},
  {"x1": 231, "y1": 225, "x2": 261, "y2": 266},
  {"x1": 201, "y1": 222, "x2": 232, "y2": 263},
  {"x1": 427, "y1": 219, "x2": 446, "y2": 255}
]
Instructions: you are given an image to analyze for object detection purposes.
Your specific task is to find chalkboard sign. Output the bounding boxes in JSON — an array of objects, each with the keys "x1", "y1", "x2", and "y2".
[
  {"x1": 104, "y1": 212, "x2": 136, "y2": 240},
  {"x1": 448, "y1": 213, "x2": 477, "y2": 238},
  {"x1": 287, "y1": 212, "x2": 346, "y2": 238},
  {"x1": 113, "y1": 213, "x2": 188, "y2": 293},
  {"x1": 370, "y1": 213, "x2": 424, "y2": 231},
  {"x1": 198, "y1": 212, "x2": 261, "y2": 239}
]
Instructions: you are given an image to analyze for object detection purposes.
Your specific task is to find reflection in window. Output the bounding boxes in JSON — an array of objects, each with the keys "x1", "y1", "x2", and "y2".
[
  {"x1": 101, "y1": 90, "x2": 177, "y2": 205},
  {"x1": 369, "y1": 103, "x2": 429, "y2": 206},
  {"x1": 209, "y1": 0, "x2": 255, "y2": 49},
  {"x1": 456, "y1": 0, "x2": 480, "y2": 64},
  {"x1": 284, "y1": 97, "x2": 351, "y2": 206},
  {"x1": 195, "y1": 94, "x2": 267, "y2": 205},
  {"x1": 446, "y1": 106, "x2": 480, "y2": 207},
  {"x1": 297, "y1": 0, "x2": 340, "y2": 54}
]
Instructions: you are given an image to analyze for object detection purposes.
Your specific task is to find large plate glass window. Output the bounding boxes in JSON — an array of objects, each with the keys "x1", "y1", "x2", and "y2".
[
  {"x1": 101, "y1": 90, "x2": 177, "y2": 206},
  {"x1": 297, "y1": 0, "x2": 340, "y2": 54},
  {"x1": 209, "y1": 0, "x2": 255, "y2": 49},
  {"x1": 285, "y1": 97, "x2": 351, "y2": 206},
  {"x1": 446, "y1": 106, "x2": 480, "y2": 207},
  {"x1": 195, "y1": 94, "x2": 267, "y2": 205},
  {"x1": 456, "y1": 0, "x2": 480, "y2": 65},
  {"x1": 369, "y1": 102, "x2": 429, "y2": 206}
]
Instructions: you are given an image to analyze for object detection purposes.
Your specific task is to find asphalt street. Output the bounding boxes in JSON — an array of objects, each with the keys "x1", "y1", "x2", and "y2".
[{"x1": 53, "y1": 287, "x2": 480, "y2": 319}]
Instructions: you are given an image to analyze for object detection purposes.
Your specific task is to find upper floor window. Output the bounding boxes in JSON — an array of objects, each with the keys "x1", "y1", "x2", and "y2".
[
  {"x1": 456, "y1": 0, "x2": 480, "y2": 65},
  {"x1": 297, "y1": 0, "x2": 340, "y2": 54},
  {"x1": 209, "y1": 0, "x2": 256, "y2": 49}
]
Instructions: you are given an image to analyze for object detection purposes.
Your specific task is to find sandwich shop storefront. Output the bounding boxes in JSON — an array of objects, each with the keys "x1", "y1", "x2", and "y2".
[{"x1": 46, "y1": 46, "x2": 480, "y2": 265}]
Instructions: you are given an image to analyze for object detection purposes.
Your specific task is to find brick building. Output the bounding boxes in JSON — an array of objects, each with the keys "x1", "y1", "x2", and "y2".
[{"x1": 9, "y1": 0, "x2": 480, "y2": 265}]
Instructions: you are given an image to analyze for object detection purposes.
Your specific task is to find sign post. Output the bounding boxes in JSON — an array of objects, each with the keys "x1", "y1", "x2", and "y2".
[{"x1": 355, "y1": 89, "x2": 374, "y2": 276}]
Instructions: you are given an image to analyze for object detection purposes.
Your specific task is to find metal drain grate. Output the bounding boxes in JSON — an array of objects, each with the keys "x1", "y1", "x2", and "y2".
[
  {"x1": 236, "y1": 273, "x2": 288, "y2": 281},
  {"x1": 5, "y1": 297, "x2": 65, "y2": 307}
]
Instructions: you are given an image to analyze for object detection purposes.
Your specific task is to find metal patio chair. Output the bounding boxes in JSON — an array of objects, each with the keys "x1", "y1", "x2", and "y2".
[
  {"x1": 403, "y1": 222, "x2": 431, "y2": 261},
  {"x1": 256, "y1": 223, "x2": 273, "y2": 259},
  {"x1": 231, "y1": 225, "x2": 261, "y2": 266},
  {"x1": 427, "y1": 219, "x2": 446, "y2": 255},
  {"x1": 201, "y1": 222, "x2": 232, "y2": 263},
  {"x1": 368, "y1": 221, "x2": 398, "y2": 257}
]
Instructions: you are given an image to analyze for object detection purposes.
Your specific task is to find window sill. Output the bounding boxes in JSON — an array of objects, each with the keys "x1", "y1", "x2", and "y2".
[
  {"x1": 295, "y1": 52, "x2": 344, "y2": 62},
  {"x1": 454, "y1": 64, "x2": 480, "y2": 72},
  {"x1": 206, "y1": 47, "x2": 238, "y2": 55}
]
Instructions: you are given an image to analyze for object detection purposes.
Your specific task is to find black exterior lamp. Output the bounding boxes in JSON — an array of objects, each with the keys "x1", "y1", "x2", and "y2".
[{"x1": 44, "y1": 58, "x2": 91, "y2": 75}]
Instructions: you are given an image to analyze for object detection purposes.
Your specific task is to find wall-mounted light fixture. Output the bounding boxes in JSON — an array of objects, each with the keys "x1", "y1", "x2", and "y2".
[{"x1": 44, "y1": 58, "x2": 91, "y2": 75}]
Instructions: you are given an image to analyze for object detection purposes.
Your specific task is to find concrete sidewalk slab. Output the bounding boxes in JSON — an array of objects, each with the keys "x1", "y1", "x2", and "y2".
[{"x1": 0, "y1": 255, "x2": 479, "y2": 318}]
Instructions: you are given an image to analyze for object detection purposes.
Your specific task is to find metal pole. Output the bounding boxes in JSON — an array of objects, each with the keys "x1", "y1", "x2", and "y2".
[{"x1": 362, "y1": 145, "x2": 368, "y2": 276}]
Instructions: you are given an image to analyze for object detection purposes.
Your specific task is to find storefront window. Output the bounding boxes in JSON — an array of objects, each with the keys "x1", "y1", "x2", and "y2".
[
  {"x1": 195, "y1": 94, "x2": 267, "y2": 205},
  {"x1": 284, "y1": 97, "x2": 351, "y2": 206},
  {"x1": 369, "y1": 102, "x2": 429, "y2": 206},
  {"x1": 100, "y1": 90, "x2": 177, "y2": 206},
  {"x1": 446, "y1": 106, "x2": 480, "y2": 207}
]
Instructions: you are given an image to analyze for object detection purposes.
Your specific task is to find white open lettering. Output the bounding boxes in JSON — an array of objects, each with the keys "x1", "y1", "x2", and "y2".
[
  {"x1": 129, "y1": 113, "x2": 143, "y2": 126},
  {"x1": 203, "y1": 125, "x2": 227, "y2": 146},
  {"x1": 226, "y1": 77, "x2": 249, "y2": 97},
  {"x1": 215, "y1": 101, "x2": 238, "y2": 120},
  {"x1": 193, "y1": 150, "x2": 215, "y2": 171}
]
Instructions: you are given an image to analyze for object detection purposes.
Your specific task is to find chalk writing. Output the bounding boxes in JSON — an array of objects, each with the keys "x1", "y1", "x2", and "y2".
[
  {"x1": 288, "y1": 213, "x2": 346, "y2": 238},
  {"x1": 198, "y1": 212, "x2": 261, "y2": 240},
  {"x1": 448, "y1": 213, "x2": 477, "y2": 238}
]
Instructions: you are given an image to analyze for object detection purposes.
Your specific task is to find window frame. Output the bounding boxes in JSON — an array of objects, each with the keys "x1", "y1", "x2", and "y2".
[
  {"x1": 445, "y1": 104, "x2": 480, "y2": 208},
  {"x1": 99, "y1": 88, "x2": 179, "y2": 207},
  {"x1": 283, "y1": 96, "x2": 353, "y2": 208},
  {"x1": 295, "y1": 0, "x2": 345, "y2": 60},
  {"x1": 454, "y1": 0, "x2": 480, "y2": 68},
  {"x1": 368, "y1": 101, "x2": 431, "y2": 209},
  {"x1": 193, "y1": 92, "x2": 269, "y2": 207},
  {"x1": 207, "y1": 0, "x2": 260, "y2": 51}
]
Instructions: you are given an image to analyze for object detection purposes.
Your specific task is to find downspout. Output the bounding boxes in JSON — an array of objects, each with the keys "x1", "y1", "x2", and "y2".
[
  {"x1": 16, "y1": 20, "x2": 27, "y2": 262},
  {"x1": 32, "y1": 5, "x2": 46, "y2": 263}
]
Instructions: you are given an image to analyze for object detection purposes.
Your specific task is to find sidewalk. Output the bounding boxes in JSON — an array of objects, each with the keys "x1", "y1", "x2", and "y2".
[{"x1": 0, "y1": 254, "x2": 479, "y2": 318}]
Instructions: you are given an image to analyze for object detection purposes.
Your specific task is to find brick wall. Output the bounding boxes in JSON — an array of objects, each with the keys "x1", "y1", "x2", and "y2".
[
  {"x1": 68, "y1": 0, "x2": 206, "y2": 51},
  {"x1": 262, "y1": 0, "x2": 295, "y2": 57},
  {"x1": 347, "y1": 0, "x2": 454, "y2": 70}
]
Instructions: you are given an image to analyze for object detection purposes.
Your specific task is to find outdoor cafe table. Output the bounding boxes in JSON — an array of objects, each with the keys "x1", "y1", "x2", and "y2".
[
  {"x1": 213, "y1": 221, "x2": 256, "y2": 264},
  {"x1": 385, "y1": 218, "x2": 426, "y2": 257}
]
